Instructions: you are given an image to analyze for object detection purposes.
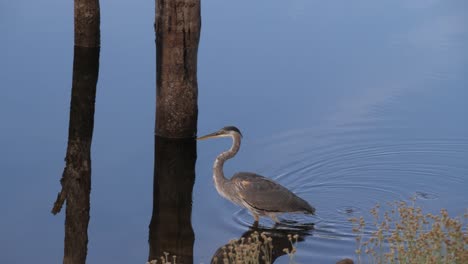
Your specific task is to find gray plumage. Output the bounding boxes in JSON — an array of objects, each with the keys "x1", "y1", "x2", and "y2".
[{"x1": 198, "y1": 126, "x2": 315, "y2": 223}]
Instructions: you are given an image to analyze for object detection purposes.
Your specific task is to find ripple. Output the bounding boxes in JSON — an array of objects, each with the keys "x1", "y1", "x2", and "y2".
[
  {"x1": 415, "y1": 191, "x2": 439, "y2": 200},
  {"x1": 249, "y1": 129, "x2": 468, "y2": 244},
  {"x1": 266, "y1": 136, "x2": 468, "y2": 191},
  {"x1": 231, "y1": 208, "x2": 318, "y2": 230},
  {"x1": 336, "y1": 206, "x2": 362, "y2": 216}
]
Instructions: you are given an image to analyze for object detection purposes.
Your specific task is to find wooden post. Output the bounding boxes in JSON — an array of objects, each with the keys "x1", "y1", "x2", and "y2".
[
  {"x1": 52, "y1": 1, "x2": 100, "y2": 263},
  {"x1": 155, "y1": 0, "x2": 201, "y2": 138}
]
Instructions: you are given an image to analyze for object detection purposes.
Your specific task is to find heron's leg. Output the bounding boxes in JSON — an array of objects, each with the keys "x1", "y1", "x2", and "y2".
[
  {"x1": 252, "y1": 220, "x2": 259, "y2": 229},
  {"x1": 253, "y1": 213, "x2": 260, "y2": 223},
  {"x1": 269, "y1": 214, "x2": 280, "y2": 223}
]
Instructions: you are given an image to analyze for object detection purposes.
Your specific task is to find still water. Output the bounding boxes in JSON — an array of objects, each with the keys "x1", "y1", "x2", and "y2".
[{"x1": 1, "y1": 0, "x2": 467, "y2": 263}]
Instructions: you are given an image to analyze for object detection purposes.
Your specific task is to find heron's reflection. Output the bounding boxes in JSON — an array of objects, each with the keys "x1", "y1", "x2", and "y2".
[
  {"x1": 148, "y1": 136, "x2": 196, "y2": 263},
  {"x1": 211, "y1": 221, "x2": 314, "y2": 264}
]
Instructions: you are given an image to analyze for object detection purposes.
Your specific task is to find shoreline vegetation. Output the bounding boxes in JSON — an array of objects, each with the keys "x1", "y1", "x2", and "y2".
[
  {"x1": 350, "y1": 200, "x2": 467, "y2": 264},
  {"x1": 147, "y1": 199, "x2": 467, "y2": 264}
]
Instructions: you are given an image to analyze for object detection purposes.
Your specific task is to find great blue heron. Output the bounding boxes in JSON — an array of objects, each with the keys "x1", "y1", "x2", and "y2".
[{"x1": 198, "y1": 126, "x2": 315, "y2": 223}]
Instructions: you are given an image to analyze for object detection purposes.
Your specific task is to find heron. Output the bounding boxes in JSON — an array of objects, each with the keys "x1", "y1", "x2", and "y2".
[{"x1": 197, "y1": 126, "x2": 315, "y2": 223}]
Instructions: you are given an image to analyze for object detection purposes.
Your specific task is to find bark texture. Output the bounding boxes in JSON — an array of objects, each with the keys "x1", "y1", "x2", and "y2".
[
  {"x1": 52, "y1": 1, "x2": 100, "y2": 263},
  {"x1": 52, "y1": 46, "x2": 100, "y2": 264},
  {"x1": 75, "y1": 0, "x2": 100, "y2": 47},
  {"x1": 155, "y1": 0, "x2": 201, "y2": 138},
  {"x1": 148, "y1": 136, "x2": 196, "y2": 263}
]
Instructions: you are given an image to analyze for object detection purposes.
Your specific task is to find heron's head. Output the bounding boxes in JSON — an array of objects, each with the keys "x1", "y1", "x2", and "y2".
[{"x1": 197, "y1": 126, "x2": 243, "y2": 140}]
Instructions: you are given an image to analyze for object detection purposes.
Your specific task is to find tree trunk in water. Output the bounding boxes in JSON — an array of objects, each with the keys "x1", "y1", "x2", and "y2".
[
  {"x1": 155, "y1": 0, "x2": 201, "y2": 138},
  {"x1": 52, "y1": 1, "x2": 100, "y2": 263}
]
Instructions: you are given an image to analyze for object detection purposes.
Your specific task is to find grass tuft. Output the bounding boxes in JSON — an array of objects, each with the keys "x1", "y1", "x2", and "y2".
[
  {"x1": 211, "y1": 231, "x2": 273, "y2": 264},
  {"x1": 350, "y1": 199, "x2": 467, "y2": 264},
  {"x1": 146, "y1": 251, "x2": 177, "y2": 264}
]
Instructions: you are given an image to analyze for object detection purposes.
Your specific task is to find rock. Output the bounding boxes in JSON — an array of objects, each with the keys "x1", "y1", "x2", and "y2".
[{"x1": 336, "y1": 258, "x2": 354, "y2": 264}]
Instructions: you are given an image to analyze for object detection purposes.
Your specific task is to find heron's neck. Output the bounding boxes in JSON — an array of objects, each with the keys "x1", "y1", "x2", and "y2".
[{"x1": 213, "y1": 134, "x2": 241, "y2": 190}]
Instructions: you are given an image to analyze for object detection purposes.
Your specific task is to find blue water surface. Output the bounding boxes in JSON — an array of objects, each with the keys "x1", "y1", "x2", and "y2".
[{"x1": 1, "y1": 0, "x2": 467, "y2": 263}]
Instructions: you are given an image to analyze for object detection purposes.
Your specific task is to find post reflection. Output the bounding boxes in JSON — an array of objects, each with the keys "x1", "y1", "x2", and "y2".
[
  {"x1": 148, "y1": 136, "x2": 196, "y2": 263},
  {"x1": 211, "y1": 223, "x2": 314, "y2": 264}
]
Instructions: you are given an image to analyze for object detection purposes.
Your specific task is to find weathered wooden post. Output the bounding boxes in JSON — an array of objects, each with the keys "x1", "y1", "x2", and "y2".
[
  {"x1": 149, "y1": 1, "x2": 200, "y2": 261},
  {"x1": 155, "y1": 0, "x2": 201, "y2": 138},
  {"x1": 52, "y1": 1, "x2": 100, "y2": 263}
]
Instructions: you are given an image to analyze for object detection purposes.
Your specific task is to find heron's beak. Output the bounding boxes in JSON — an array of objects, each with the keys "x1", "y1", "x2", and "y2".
[{"x1": 196, "y1": 131, "x2": 220, "y2": 140}]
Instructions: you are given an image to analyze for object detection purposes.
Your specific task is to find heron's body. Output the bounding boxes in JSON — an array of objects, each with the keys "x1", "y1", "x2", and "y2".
[{"x1": 198, "y1": 126, "x2": 315, "y2": 223}]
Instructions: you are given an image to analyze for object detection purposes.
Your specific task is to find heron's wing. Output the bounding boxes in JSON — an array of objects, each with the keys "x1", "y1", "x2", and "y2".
[{"x1": 231, "y1": 172, "x2": 315, "y2": 214}]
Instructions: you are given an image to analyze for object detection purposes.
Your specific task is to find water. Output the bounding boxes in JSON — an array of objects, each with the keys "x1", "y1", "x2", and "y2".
[{"x1": 1, "y1": 0, "x2": 467, "y2": 263}]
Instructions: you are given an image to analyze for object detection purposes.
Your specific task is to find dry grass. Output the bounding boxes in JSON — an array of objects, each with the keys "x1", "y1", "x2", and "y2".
[
  {"x1": 282, "y1": 234, "x2": 300, "y2": 264},
  {"x1": 350, "y1": 200, "x2": 468, "y2": 264},
  {"x1": 212, "y1": 231, "x2": 274, "y2": 264}
]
